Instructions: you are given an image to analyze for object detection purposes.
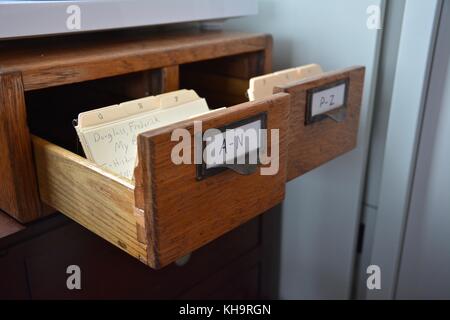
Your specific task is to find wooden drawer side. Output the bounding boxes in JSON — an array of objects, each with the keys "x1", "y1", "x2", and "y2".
[{"x1": 32, "y1": 136, "x2": 148, "y2": 264}]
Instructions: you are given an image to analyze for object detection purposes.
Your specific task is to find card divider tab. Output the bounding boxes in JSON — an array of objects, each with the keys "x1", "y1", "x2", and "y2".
[
  {"x1": 76, "y1": 89, "x2": 201, "y2": 130},
  {"x1": 247, "y1": 63, "x2": 324, "y2": 101}
]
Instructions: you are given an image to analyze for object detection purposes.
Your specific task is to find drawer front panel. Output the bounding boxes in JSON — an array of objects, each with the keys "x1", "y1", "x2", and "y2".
[
  {"x1": 135, "y1": 93, "x2": 290, "y2": 268},
  {"x1": 276, "y1": 66, "x2": 365, "y2": 181}
]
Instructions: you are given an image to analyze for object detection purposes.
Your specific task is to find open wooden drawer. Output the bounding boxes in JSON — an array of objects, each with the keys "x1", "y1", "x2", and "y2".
[
  {"x1": 275, "y1": 66, "x2": 365, "y2": 181},
  {"x1": 31, "y1": 93, "x2": 290, "y2": 269}
]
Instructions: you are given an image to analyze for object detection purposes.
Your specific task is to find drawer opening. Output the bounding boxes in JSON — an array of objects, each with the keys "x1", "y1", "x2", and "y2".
[
  {"x1": 180, "y1": 52, "x2": 265, "y2": 108},
  {"x1": 26, "y1": 69, "x2": 164, "y2": 155},
  {"x1": 25, "y1": 52, "x2": 266, "y2": 156}
]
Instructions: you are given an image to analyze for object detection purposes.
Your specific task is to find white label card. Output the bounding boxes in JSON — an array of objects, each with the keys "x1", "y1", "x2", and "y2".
[
  {"x1": 204, "y1": 119, "x2": 263, "y2": 170},
  {"x1": 311, "y1": 82, "x2": 347, "y2": 117}
]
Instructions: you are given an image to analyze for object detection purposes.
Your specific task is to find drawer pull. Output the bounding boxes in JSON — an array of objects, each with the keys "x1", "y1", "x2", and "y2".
[
  {"x1": 196, "y1": 113, "x2": 267, "y2": 180},
  {"x1": 324, "y1": 108, "x2": 347, "y2": 123},
  {"x1": 175, "y1": 254, "x2": 192, "y2": 267},
  {"x1": 305, "y1": 78, "x2": 349, "y2": 125},
  {"x1": 216, "y1": 163, "x2": 258, "y2": 176}
]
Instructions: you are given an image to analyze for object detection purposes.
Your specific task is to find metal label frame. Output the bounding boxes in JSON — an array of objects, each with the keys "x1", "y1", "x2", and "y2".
[
  {"x1": 196, "y1": 112, "x2": 268, "y2": 180},
  {"x1": 305, "y1": 78, "x2": 350, "y2": 125}
]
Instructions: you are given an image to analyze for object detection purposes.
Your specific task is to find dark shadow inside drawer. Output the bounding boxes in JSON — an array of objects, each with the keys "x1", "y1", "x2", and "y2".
[
  {"x1": 180, "y1": 52, "x2": 264, "y2": 108},
  {"x1": 25, "y1": 69, "x2": 164, "y2": 155}
]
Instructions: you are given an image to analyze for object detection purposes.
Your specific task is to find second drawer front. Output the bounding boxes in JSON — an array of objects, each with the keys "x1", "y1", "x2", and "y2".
[{"x1": 276, "y1": 66, "x2": 365, "y2": 181}]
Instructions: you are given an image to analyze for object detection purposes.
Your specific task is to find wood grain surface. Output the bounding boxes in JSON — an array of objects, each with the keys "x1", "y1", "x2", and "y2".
[
  {"x1": 135, "y1": 93, "x2": 290, "y2": 268},
  {"x1": 32, "y1": 136, "x2": 148, "y2": 263},
  {"x1": 161, "y1": 65, "x2": 180, "y2": 93},
  {"x1": 0, "y1": 30, "x2": 271, "y2": 91},
  {"x1": 276, "y1": 66, "x2": 365, "y2": 181},
  {"x1": 0, "y1": 72, "x2": 42, "y2": 222}
]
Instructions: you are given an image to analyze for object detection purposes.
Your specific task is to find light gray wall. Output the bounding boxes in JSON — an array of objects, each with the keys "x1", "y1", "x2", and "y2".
[
  {"x1": 396, "y1": 0, "x2": 450, "y2": 299},
  {"x1": 225, "y1": 0, "x2": 383, "y2": 299}
]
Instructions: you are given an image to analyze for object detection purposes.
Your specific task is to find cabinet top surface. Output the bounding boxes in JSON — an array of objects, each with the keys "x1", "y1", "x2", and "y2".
[{"x1": 0, "y1": 29, "x2": 271, "y2": 91}]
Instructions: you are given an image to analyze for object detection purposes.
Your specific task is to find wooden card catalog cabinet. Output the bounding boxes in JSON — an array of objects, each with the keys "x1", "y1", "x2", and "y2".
[
  {"x1": 275, "y1": 66, "x2": 365, "y2": 181},
  {"x1": 0, "y1": 28, "x2": 365, "y2": 269}
]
